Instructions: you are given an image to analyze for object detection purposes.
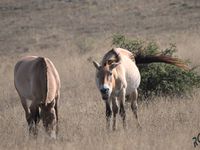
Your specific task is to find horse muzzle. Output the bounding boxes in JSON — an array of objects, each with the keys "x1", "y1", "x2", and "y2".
[{"x1": 100, "y1": 86, "x2": 110, "y2": 100}]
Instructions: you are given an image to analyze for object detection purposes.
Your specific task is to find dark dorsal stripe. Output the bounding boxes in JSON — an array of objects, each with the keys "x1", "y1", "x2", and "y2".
[
  {"x1": 102, "y1": 49, "x2": 121, "y2": 66},
  {"x1": 37, "y1": 57, "x2": 48, "y2": 104}
]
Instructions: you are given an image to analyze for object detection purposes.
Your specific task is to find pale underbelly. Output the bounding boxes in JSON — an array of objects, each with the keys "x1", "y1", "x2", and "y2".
[{"x1": 125, "y1": 64, "x2": 141, "y2": 95}]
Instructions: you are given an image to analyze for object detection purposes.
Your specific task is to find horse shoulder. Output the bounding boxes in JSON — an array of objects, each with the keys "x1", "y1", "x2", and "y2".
[{"x1": 115, "y1": 65, "x2": 127, "y2": 90}]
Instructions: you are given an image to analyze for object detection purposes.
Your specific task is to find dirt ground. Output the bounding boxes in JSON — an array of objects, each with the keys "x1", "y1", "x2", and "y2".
[{"x1": 0, "y1": 0, "x2": 200, "y2": 149}]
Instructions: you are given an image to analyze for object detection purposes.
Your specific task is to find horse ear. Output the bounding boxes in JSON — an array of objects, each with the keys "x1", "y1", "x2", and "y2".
[
  {"x1": 110, "y1": 62, "x2": 120, "y2": 70},
  {"x1": 93, "y1": 61, "x2": 101, "y2": 70}
]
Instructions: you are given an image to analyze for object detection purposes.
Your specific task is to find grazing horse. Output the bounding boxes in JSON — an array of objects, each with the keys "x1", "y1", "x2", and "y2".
[
  {"x1": 92, "y1": 48, "x2": 187, "y2": 130},
  {"x1": 14, "y1": 56, "x2": 60, "y2": 138}
]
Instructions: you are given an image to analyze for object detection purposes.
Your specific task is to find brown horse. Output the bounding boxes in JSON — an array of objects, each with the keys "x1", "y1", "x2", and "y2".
[
  {"x1": 14, "y1": 56, "x2": 60, "y2": 138},
  {"x1": 93, "y1": 48, "x2": 187, "y2": 130}
]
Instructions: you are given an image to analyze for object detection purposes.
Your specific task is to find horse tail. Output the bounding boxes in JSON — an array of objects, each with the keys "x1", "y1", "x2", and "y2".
[
  {"x1": 135, "y1": 55, "x2": 189, "y2": 70},
  {"x1": 37, "y1": 57, "x2": 48, "y2": 106}
]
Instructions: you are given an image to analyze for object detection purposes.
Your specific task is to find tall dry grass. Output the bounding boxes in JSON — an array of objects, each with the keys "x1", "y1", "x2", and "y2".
[{"x1": 0, "y1": 50, "x2": 200, "y2": 150}]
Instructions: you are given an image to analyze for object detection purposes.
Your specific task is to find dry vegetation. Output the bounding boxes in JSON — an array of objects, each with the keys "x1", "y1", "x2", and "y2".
[{"x1": 0, "y1": 0, "x2": 200, "y2": 149}]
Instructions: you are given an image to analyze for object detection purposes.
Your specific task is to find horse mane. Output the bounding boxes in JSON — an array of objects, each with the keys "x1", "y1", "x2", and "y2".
[
  {"x1": 102, "y1": 48, "x2": 133, "y2": 66},
  {"x1": 37, "y1": 57, "x2": 48, "y2": 105},
  {"x1": 114, "y1": 48, "x2": 134, "y2": 59}
]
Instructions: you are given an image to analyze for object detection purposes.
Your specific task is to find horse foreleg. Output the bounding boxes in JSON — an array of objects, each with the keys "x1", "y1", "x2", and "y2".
[
  {"x1": 119, "y1": 88, "x2": 126, "y2": 129},
  {"x1": 105, "y1": 99, "x2": 112, "y2": 130},
  {"x1": 41, "y1": 100, "x2": 57, "y2": 139},
  {"x1": 49, "y1": 107, "x2": 57, "y2": 139},
  {"x1": 55, "y1": 93, "x2": 60, "y2": 135},
  {"x1": 112, "y1": 97, "x2": 119, "y2": 131}
]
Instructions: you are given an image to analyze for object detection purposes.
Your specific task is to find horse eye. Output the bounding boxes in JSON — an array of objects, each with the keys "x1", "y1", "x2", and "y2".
[{"x1": 109, "y1": 71, "x2": 112, "y2": 76}]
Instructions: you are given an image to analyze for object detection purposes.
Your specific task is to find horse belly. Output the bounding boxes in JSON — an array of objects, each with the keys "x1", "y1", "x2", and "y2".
[{"x1": 124, "y1": 61, "x2": 141, "y2": 95}]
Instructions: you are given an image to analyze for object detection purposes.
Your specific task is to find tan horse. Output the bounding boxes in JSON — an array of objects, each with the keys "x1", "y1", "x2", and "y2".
[
  {"x1": 14, "y1": 56, "x2": 60, "y2": 138},
  {"x1": 93, "y1": 48, "x2": 187, "y2": 130}
]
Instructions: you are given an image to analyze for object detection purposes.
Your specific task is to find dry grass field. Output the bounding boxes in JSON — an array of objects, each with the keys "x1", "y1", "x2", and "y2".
[{"x1": 1, "y1": 0, "x2": 200, "y2": 149}]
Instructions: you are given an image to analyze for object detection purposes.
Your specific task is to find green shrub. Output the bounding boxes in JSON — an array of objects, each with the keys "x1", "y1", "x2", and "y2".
[{"x1": 112, "y1": 34, "x2": 200, "y2": 99}]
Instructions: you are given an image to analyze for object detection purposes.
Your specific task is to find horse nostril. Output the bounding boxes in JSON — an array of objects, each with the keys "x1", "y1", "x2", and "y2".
[
  {"x1": 100, "y1": 88, "x2": 105, "y2": 93},
  {"x1": 100, "y1": 88, "x2": 109, "y2": 94}
]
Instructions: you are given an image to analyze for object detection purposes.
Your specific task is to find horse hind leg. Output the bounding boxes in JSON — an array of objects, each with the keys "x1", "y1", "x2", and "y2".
[
  {"x1": 19, "y1": 96, "x2": 36, "y2": 136},
  {"x1": 29, "y1": 102, "x2": 40, "y2": 137},
  {"x1": 131, "y1": 89, "x2": 141, "y2": 129},
  {"x1": 19, "y1": 96, "x2": 30, "y2": 122}
]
